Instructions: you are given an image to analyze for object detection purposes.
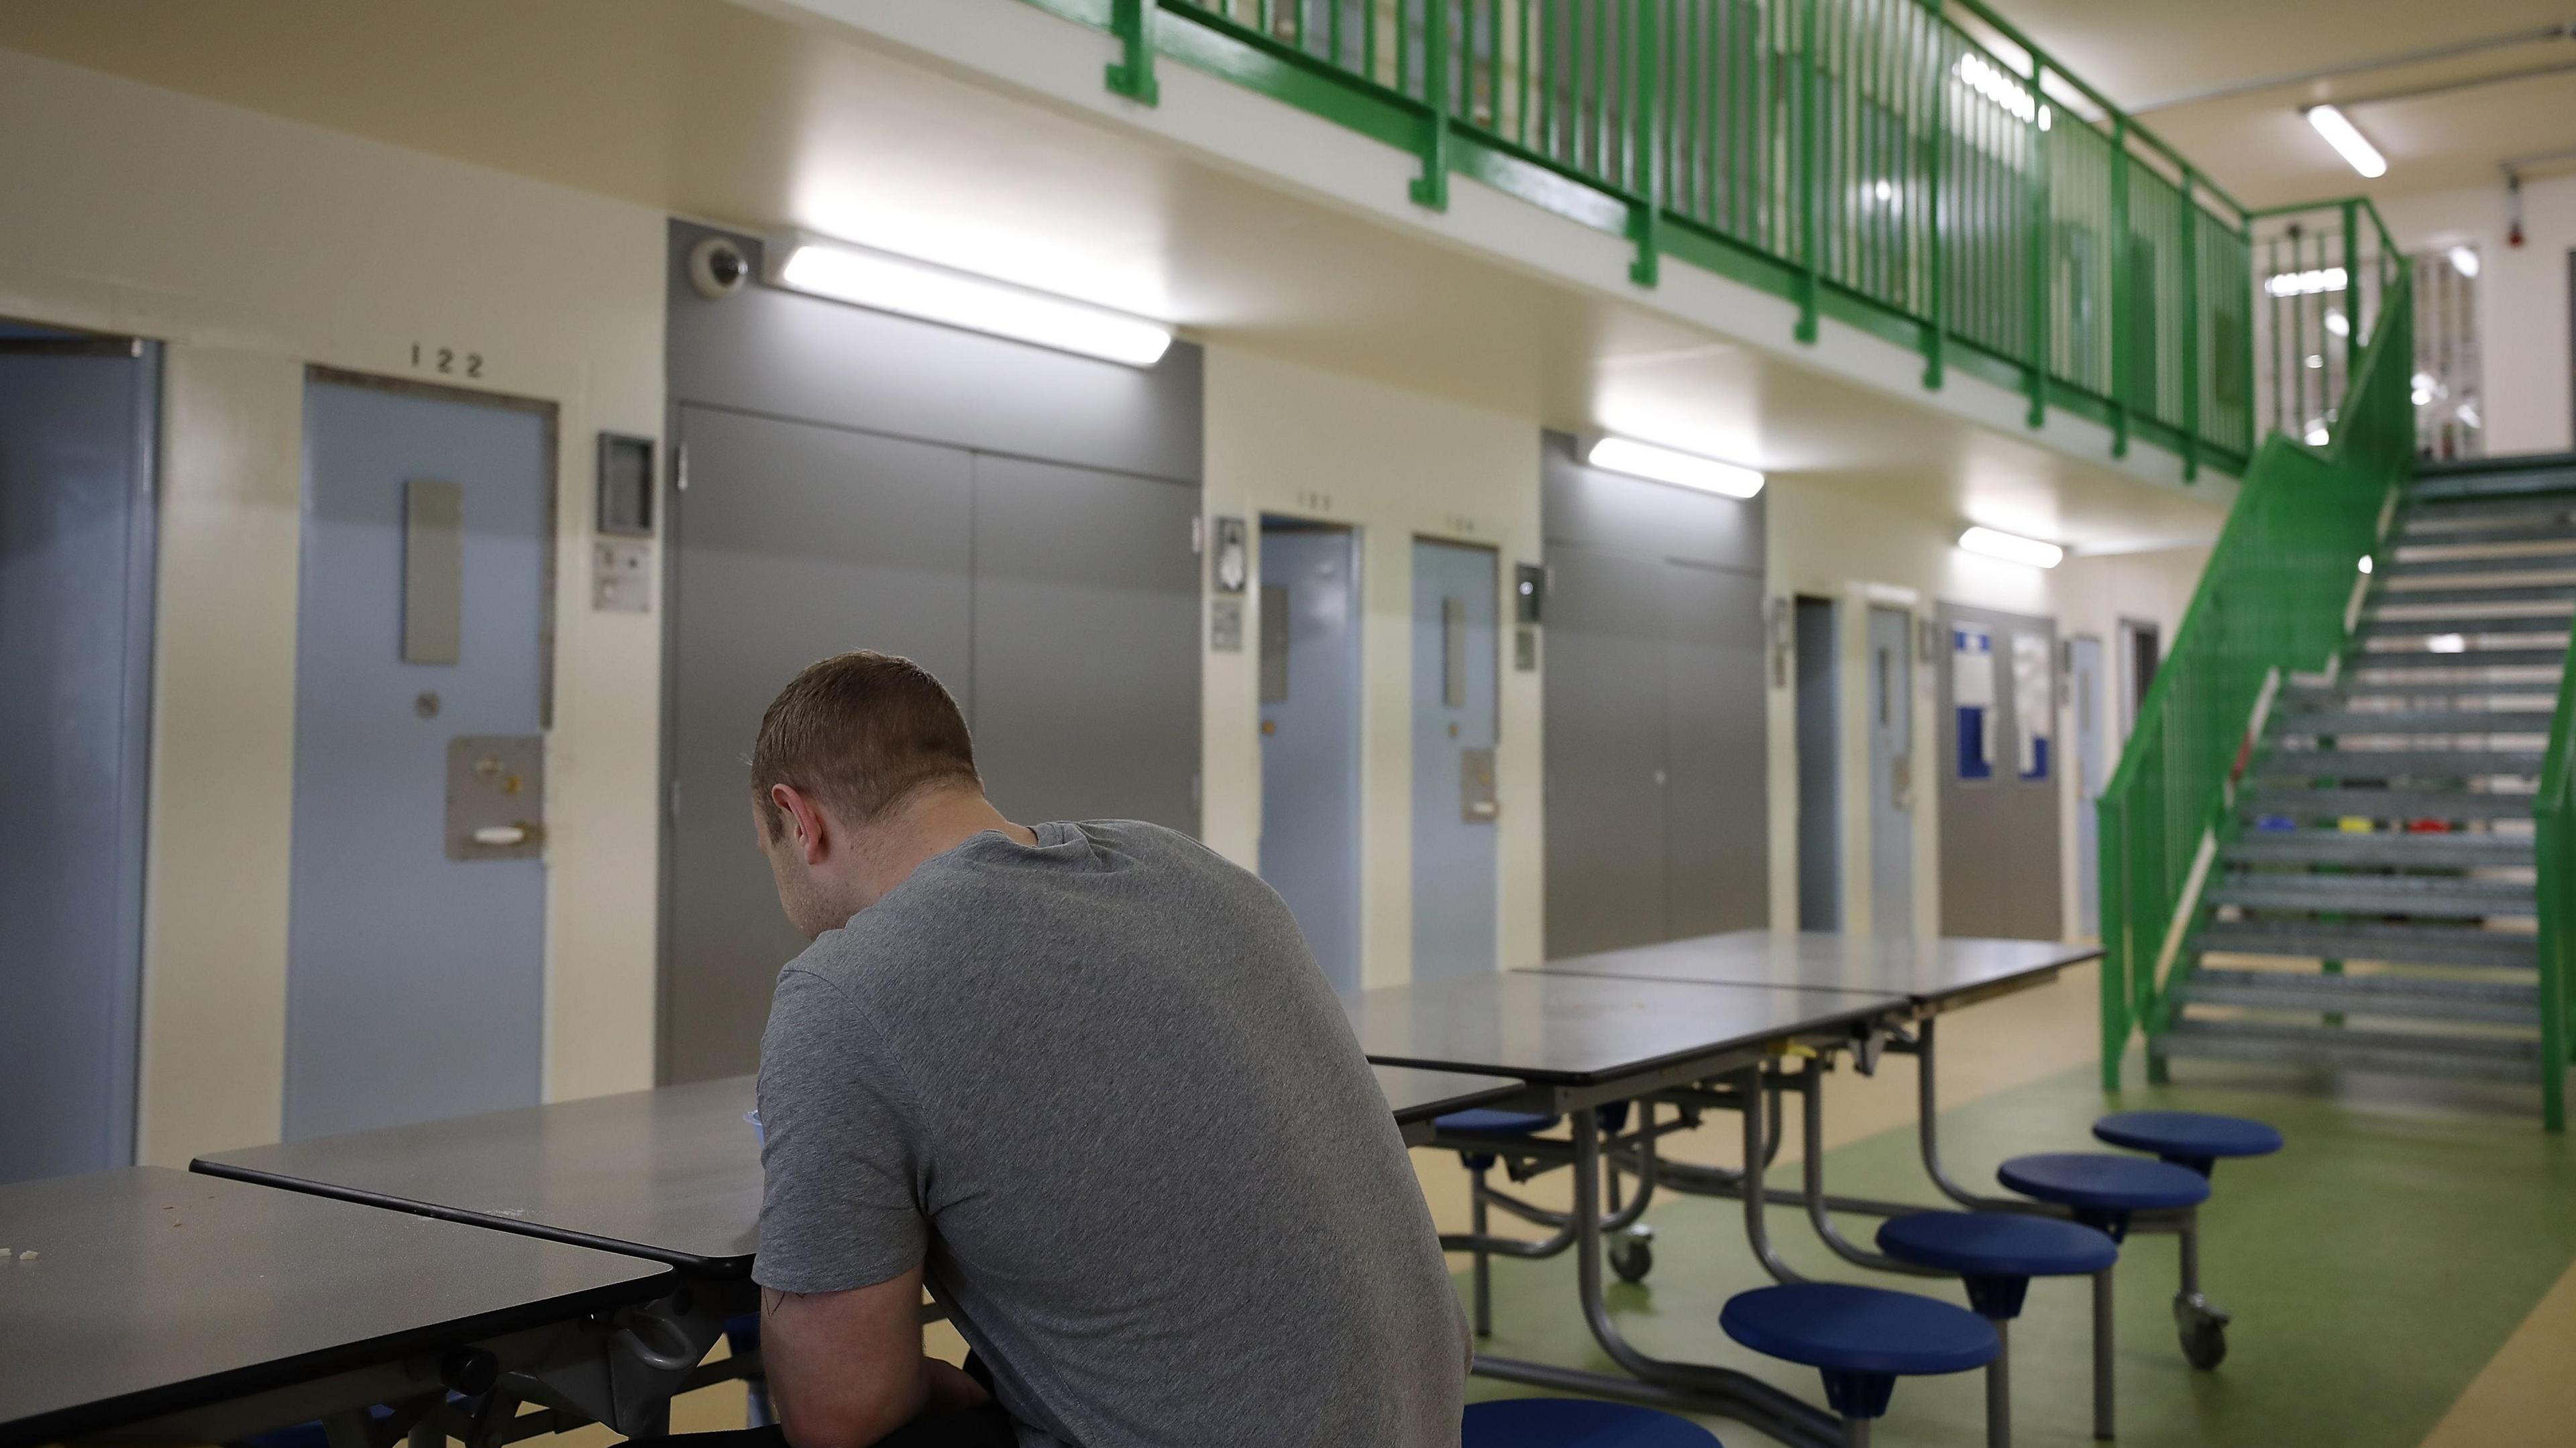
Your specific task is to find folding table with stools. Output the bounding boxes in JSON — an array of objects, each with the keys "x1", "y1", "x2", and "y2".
[
  {"x1": 1348, "y1": 969, "x2": 1946, "y2": 1448},
  {"x1": 189, "y1": 1066, "x2": 1518, "y2": 1440},
  {"x1": 0, "y1": 1167, "x2": 678, "y2": 1448}
]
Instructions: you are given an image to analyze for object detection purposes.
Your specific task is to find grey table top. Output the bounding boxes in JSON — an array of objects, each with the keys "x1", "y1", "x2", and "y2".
[
  {"x1": 197, "y1": 1075, "x2": 766, "y2": 1276},
  {"x1": 1344, "y1": 972, "x2": 1908, "y2": 1086},
  {"x1": 1373, "y1": 1065, "x2": 1521, "y2": 1123},
  {"x1": 1528, "y1": 930, "x2": 2100, "y2": 1005},
  {"x1": 199, "y1": 1068, "x2": 1523, "y2": 1277},
  {"x1": 0, "y1": 1166, "x2": 671, "y2": 1448}
]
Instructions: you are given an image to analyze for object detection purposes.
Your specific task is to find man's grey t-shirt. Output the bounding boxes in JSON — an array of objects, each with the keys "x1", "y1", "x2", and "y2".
[{"x1": 753, "y1": 820, "x2": 1469, "y2": 1448}]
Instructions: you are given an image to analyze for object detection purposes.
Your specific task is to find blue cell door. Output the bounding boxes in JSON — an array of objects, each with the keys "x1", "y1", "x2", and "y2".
[
  {"x1": 0, "y1": 333, "x2": 157, "y2": 1182},
  {"x1": 286, "y1": 374, "x2": 551, "y2": 1138},
  {"x1": 1258, "y1": 520, "x2": 1363, "y2": 991},
  {"x1": 1411, "y1": 539, "x2": 1499, "y2": 983}
]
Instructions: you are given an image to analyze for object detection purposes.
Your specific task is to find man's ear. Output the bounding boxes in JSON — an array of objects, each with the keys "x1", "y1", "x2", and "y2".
[{"x1": 771, "y1": 784, "x2": 832, "y2": 867}]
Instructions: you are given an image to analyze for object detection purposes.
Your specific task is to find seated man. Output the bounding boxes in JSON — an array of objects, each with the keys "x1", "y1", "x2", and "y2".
[{"x1": 746, "y1": 651, "x2": 1468, "y2": 1448}]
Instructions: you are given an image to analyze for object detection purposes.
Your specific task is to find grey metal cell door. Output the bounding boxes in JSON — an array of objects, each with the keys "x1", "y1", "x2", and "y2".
[
  {"x1": 1937, "y1": 602, "x2": 2063, "y2": 940},
  {"x1": 0, "y1": 337, "x2": 156, "y2": 1182},
  {"x1": 968, "y1": 454, "x2": 1201, "y2": 832},
  {"x1": 1411, "y1": 539, "x2": 1499, "y2": 982},
  {"x1": 665, "y1": 405, "x2": 972, "y2": 1084},
  {"x1": 1794, "y1": 597, "x2": 1841, "y2": 932},
  {"x1": 2070, "y1": 635, "x2": 2106, "y2": 938},
  {"x1": 1542, "y1": 545, "x2": 1669, "y2": 957},
  {"x1": 1662, "y1": 560, "x2": 1770, "y2": 937},
  {"x1": 1866, "y1": 605, "x2": 1914, "y2": 939},
  {"x1": 287, "y1": 375, "x2": 551, "y2": 1139},
  {"x1": 1258, "y1": 522, "x2": 1363, "y2": 992}
]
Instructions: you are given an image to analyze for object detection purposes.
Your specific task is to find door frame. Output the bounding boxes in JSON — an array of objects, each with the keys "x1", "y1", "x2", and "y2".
[
  {"x1": 307, "y1": 366, "x2": 561, "y2": 728},
  {"x1": 1256, "y1": 514, "x2": 1365, "y2": 991},
  {"x1": 1, "y1": 319, "x2": 162, "y2": 1170}
]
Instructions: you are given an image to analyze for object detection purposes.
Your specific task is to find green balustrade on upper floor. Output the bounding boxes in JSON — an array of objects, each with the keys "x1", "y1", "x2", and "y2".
[{"x1": 1040, "y1": 0, "x2": 2257, "y2": 477}]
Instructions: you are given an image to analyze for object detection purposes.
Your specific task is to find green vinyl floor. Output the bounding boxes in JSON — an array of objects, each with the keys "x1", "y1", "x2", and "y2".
[{"x1": 1456, "y1": 1062, "x2": 2576, "y2": 1447}]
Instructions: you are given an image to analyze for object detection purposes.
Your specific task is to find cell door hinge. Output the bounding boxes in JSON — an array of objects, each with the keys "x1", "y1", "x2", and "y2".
[
  {"x1": 667, "y1": 778, "x2": 682, "y2": 824},
  {"x1": 1191, "y1": 516, "x2": 1205, "y2": 555},
  {"x1": 674, "y1": 442, "x2": 690, "y2": 493}
]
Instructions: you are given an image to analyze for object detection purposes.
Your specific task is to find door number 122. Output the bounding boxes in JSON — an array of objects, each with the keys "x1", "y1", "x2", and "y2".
[{"x1": 412, "y1": 343, "x2": 484, "y2": 380}]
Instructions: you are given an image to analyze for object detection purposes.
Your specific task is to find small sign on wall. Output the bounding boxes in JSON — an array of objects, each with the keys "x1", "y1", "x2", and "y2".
[{"x1": 1210, "y1": 596, "x2": 1244, "y2": 653}]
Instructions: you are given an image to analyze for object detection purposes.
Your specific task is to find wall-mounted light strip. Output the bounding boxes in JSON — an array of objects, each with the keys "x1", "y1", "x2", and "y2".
[
  {"x1": 2304, "y1": 105, "x2": 2387, "y2": 179},
  {"x1": 765, "y1": 233, "x2": 1173, "y2": 368},
  {"x1": 1585, "y1": 435, "x2": 1765, "y2": 499},
  {"x1": 1957, "y1": 525, "x2": 2065, "y2": 569}
]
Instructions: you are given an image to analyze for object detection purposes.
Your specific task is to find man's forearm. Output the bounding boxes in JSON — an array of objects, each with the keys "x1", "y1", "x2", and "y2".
[{"x1": 761, "y1": 1283, "x2": 932, "y2": 1448}]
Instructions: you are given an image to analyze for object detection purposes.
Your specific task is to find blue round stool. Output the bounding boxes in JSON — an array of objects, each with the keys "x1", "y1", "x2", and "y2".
[
  {"x1": 1721, "y1": 1282, "x2": 1998, "y2": 1448},
  {"x1": 1463, "y1": 1397, "x2": 1719, "y2": 1446},
  {"x1": 1437, "y1": 1107, "x2": 1562, "y2": 1338},
  {"x1": 1438, "y1": 1106, "x2": 1656, "y2": 1335},
  {"x1": 1876, "y1": 1213, "x2": 2118, "y2": 1447},
  {"x1": 2002, "y1": 1150, "x2": 2230, "y2": 1378},
  {"x1": 2092, "y1": 1110, "x2": 2282, "y2": 1178}
]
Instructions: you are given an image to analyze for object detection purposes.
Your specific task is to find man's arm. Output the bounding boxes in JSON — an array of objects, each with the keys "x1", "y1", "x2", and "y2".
[{"x1": 761, "y1": 1268, "x2": 936, "y2": 1448}]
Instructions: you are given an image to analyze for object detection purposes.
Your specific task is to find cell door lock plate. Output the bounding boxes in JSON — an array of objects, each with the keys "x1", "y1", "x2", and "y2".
[
  {"x1": 594, "y1": 539, "x2": 652, "y2": 614},
  {"x1": 447, "y1": 735, "x2": 545, "y2": 860},
  {"x1": 1892, "y1": 755, "x2": 1913, "y2": 810},
  {"x1": 1460, "y1": 746, "x2": 1499, "y2": 823}
]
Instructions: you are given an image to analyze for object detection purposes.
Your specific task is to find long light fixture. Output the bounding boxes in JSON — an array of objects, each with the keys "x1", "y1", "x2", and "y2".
[
  {"x1": 2304, "y1": 105, "x2": 2387, "y2": 179},
  {"x1": 1957, "y1": 525, "x2": 2064, "y2": 569},
  {"x1": 765, "y1": 233, "x2": 1173, "y2": 367},
  {"x1": 1585, "y1": 435, "x2": 1765, "y2": 499},
  {"x1": 2447, "y1": 245, "x2": 2481, "y2": 278}
]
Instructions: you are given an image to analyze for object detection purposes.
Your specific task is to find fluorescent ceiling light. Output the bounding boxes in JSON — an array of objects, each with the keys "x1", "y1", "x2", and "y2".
[
  {"x1": 1585, "y1": 436, "x2": 1765, "y2": 499},
  {"x1": 2448, "y1": 245, "x2": 2480, "y2": 279},
  {"x1": 2358, "y1": 555, "x2": 2373, "y2": 575},
  {"x1": 2426, "y1": 633, "x2": 2467, "y2": 653},
  {"x1": 2324, "y1": 311, "x2": 2349, "y2": 337},
  {"x1": 2264, "y1": 267, "x2": 2348, "y2": 297},
  {"x1": 1957, "y1": 525, "x2": 2063, "y2": 569},
  {"x1": 2304, "y1": 105, "x2": 2387, "y2": 179},
  {"x1": 766, "y1": 233, "x2": 1173, "y2": 367}
]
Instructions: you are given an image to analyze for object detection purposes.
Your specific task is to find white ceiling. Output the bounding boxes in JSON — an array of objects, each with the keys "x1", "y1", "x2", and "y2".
[
  {"x1": 1983, "y1": 0, "x2": 2576, "y2": 206},
  {"x1": 0, "y1": 0, "x2": 2235, "y2": 551}
]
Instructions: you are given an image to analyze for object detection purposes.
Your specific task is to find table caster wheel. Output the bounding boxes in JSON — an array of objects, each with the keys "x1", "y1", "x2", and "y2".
[
  {"x1": 1609, "y1": 1231, "x2": 1653, "y2": 1284},
  {"x1": 2174, "y1": 1292, "x2": 2230, "y2": 1370}
]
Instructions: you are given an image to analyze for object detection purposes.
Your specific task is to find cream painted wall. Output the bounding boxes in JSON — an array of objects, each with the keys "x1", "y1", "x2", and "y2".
[
  {"x1": 1762, "y1": 481, "x2": 2216, "y2": 944},
  {"x1": 2376, "y1": 172, "x2": 2576, "y2": 459},
  {"x1": 0, "y1": 46, "x2": 667, "y2": 1163},
  {"x1": 1201, "y1": 348, "x2": 1545, "y2": 985}
]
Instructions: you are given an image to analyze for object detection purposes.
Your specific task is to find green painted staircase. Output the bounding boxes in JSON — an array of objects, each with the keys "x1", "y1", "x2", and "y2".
[{"x1": 2154, "y1": 456, "x2": 2576, "y2": 1101}]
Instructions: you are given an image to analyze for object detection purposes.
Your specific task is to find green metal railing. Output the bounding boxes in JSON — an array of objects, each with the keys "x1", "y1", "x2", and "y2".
[
  {"x1": 2538, "y1": 602, "x2": 2575, "y2": 1132},
  {"x1": 2095, "y1": 195, "x2": 2419, "y2": 1102},
  {"x1": 1043, "y1": 0, "x2": 2255, "y2": 476}
]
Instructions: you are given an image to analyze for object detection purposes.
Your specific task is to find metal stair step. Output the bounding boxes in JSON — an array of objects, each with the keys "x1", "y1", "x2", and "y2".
[
  {"x1": 2151, "y1": 1018, "x2": 2541, "y2": 1080},
  {"x1": 2346, "y1": 647, "x2": 2571, "y2": 672},
  {"x1": 2357, "y1": 614, "x2": 2572, "y2": 640},
  {"x1": 2239, "y1": 787, "x2": 2538, "y2": 820},
  {"x1": 2273, "y1": 710, "x2": 2553, "y2": 734},
  {"x1": 2251, "y1": 750, "x2": 2546, "y2": 779},
  {"x1": 2286, "y1": 679, "x2": 2564, "y2": 702},
  {"x1": 2220, "y1": 832, "x2": 2535, "y2": 869},
  {"x1": 2176, "y1": 968, "x2": 2542, "y2": 1025},
  {"x1": 2383, "y1": 553, "x2": 2576, "y2": 579},
  {"x1": 2208, "y1": 877, "x2": 2534, "y2": 919},
  {"x1": 2391, "y1": 521, "x2": 2576, "y2": 549},
  {"x1": 2398, "y1": 494, "x2": 2576, "y2": 525},
  {"x1": 2370, "y1": 584, "x2": 2576, "y2": 608},
  {"x1": 2194, "y1": 919, "x2": 2538, "y2": 968},
  {"x1": 2407, "y1": 471, "x2": 2576, "y2": 502}
]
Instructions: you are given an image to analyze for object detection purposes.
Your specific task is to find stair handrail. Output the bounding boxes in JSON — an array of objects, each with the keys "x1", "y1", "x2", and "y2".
[
  {"x1": 2535, "y1": 602, "x2": 2576, "y2": 1131},
  {"x1": 2096, "y1": 194, "x2": 2413, "y2": 1091}
]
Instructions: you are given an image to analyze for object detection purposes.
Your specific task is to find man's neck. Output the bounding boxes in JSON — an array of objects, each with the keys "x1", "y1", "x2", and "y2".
[{"x1": 859, "y1": 788, "x2": 1037, "y2": 905}]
